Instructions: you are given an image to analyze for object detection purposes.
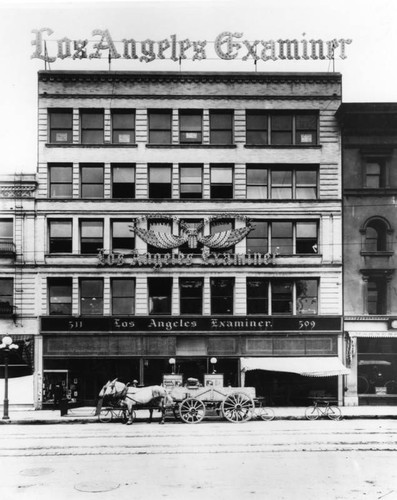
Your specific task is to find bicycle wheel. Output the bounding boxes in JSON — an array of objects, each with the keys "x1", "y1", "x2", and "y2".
[
  {"x1": 357, "y1": 376, "x2": 369, "y2": 394},
  {"x1": 327, "y1": 406, "x2": 342, "y2": 421},
  {"x1": 259, "y1": 407, "x2": 275, "y2": 421},
  {"x1": 385, "y1": 380, "x2": 397, "y2": 394},
  {"x1": 99, "y1": 409, "x2": 113, "y2": 423},
  {"x1": 305, "y1": 406, "x2": 320, "y2": 420}
]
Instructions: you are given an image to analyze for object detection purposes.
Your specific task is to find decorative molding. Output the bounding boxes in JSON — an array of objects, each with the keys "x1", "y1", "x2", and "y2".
[{"x1": 0, "y1": 186, "x2": 36, "y2": 198}]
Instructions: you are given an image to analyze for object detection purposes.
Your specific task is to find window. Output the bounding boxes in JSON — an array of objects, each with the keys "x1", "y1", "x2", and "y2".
[
  {"x1": 49, "y1": 164, "x2": 73, "y2": 198},
  {"x1": 149, "y1": 164, "x2": 172, "y2": 198},
  {"x1": 365, "y1": 160, "x2": 385, "y2": 188},
  {"x1": 246, "y1": 221, "x2": 268, "y2": 253},
  {"x1": 271, "y1": 222, "x2": 293, "y2": 254},
  {"x1": 111, "y1": 220, "x2": 135, "y2": 252},
  {"x1": 112, "y1": 165, "x2": 135, "y2": 198},
  {"x1": 272, "y1": 280, "x2": 292, "y2": 315},
  {"x1": 210, "y1": 165, "x2": 233, "y2": 198},
  {"x1": 296, "y1": 279, "x2": 318, "y2": 315},
  {"x1": 49, "y1": 220, "x2": 72, "y2": 253},
  {"x1": 179, "y1": 110, "x2": 202, "y2": 143},
  {"x1": 210, "y1": 219, "x2": 234, "y2": 252},
  {"x1": 246, "y1": 166, "x2": 268, "y2": 199},
  {"x1": 180, "y1": 278, "x2": 203, "y2": 315},
  {"x1": 112, "y1": 110, "x2": 135, "y2": 144},
  {"x1": 210, "y1": 110, "x2": 234, "y2": 144},
  {"x1": 211, "y1": 278, "x2": 234, "y2": 315},
  {"x1": 247, "y1": 278, "x2": 268, "y2": 315},
  {"x1": 148, "y1": 219, "x2": 173, "y2": 254},
  {"x1": 148, "y1": 110, "x2": 172, "y2": 144},
  {"x1": 80, "y1": 279, "x2": 103, "y2": 315},
  {"x1": 80, "y1": 110, "x2": 104, "y2": 144},
  {"x1": 296, "y1": 222, "x2": 318, "y2": 254},
  {"x1": 48, "y1": 278, "x2": 72, "y2": 315},
  {"x1": 49, "y1": 109, "x2": 73, "y2": 143},
  {"x1": 367, "y1": 277, "x2": 387, "y2": 315},
  {"x1": 0, "y1": 219, "x2": 13, "y2": 255},
  {"x1": 270, "y1": 167, "x2": 317, "y2": 200},
  {"x1": 246, "y1": 111, "x2": 268, "y2": 145},
  {"x1": 246, "y1": 112, "x2": 318, "y2": 146},
  {"x1": 271, "y1": 170, "x2": 292, "y2": 199},
  {"x1": 0, "y1": 278, "x2": 13, "y2": 315},
  {"x1": 111, "y1": 278, "x2": 135, "y2": 315},
  {"x1": 364, "y1": 219, "x2": 388, "y2": 252},
  {"x1": 179, "y1": 219, "x2": 204, "y2": 255},
  {"x1": 81, "y1": 164, "x2": 104, "y2": 198},
  {"x1": 180, "y1": 165, "x2": 202, "y2": 199},
  {"x1": 148, "y1": 278, "x2": 172, "y2": 315},
  {"x1": 80, "y1": 220, "x2": 103, "y2": 254}
]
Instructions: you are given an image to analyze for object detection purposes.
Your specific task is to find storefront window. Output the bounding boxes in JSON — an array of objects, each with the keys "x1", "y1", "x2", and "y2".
[{"x1": 357, "y1": 339, "x2": 397, "y2": 395}]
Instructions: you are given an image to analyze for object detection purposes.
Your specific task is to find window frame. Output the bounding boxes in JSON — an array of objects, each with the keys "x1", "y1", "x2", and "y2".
[
  {"x1": 0, "y1": 278, "x2": 13, "y2": 315},
  {"x1": 49, "y1": 164, "x2": 73, "y2": 199},
  {"x1": 148, "y1": 277, "x2": 172, "y2": 315},
  {"x1": 111, "y1": 109, "x2": 135, "y2": 144},
  {"x1": 111, "y1": 278, "x2": 135, "y2": 315},
  {"x1": 48, "y1": 219, "x2": 73, "y2": 254},
  {"x1": 148, "y1": 110, "x2": 172, "y2": 144},
  {"x1": 210, "y1": 164, "x2": 234, "y2": 199},
  {"x1": 180, "y1": 164, "x2": 203, "y2": 199},
  {"x1": 148, "y1": 164, "x2": 172, "y2": 199},
  {"x1": 179, "y1": 110, "x2": 203, "y2": 144},
  {"x1": 49, "y1": 109, "x2": 73, "y2": 144},
  {"x1": 80, "y1": 278, "x2": 104, "y2": 315},
  {"x1": 80, "y1": 220, "x2": 104, "y2": 254},
  {"x1": 80, "y1": 164, "x2": 104, "y2": 199},
  {"x1": 247, "y1": 278, "x2": 269, "y2": 315},
  {"x1": 211, "y1": 277, "x2": 234, "y2": 315},
  {"x1": 80, "y1": 109, "x2": 104, "y2": 144},
  {"x1": 180, "y1": 278, "x2": 203, "y2": 315},
  {"x1": 111, "y1": 220, "x2": 135, "y2": 253},
  {"x1": 112, "y1": 164, "x2": 136, "y2": 199},
  {"x1": 209, "y1": 110, "x2": 234, "y2": 145},
  {"x1": 48, "y1": 278, "x2": 72, "y2": 316}
]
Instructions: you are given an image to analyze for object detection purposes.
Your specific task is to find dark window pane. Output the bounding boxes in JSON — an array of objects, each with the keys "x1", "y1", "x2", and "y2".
[
  {"x1": 112, "y1": 278, "x2": 135, "y2": 315},
  {"x1": 148, "y1": 278, "x2": 172, "y2": 315},
  {"x1": 247, "y1": 278, "x2": 268, "y2": 315},
  {"x1": 211, "y1": 278, "x2": 234, "y2": 315},
  {"x1": 296, "y1": 222, "x2": 318, "y2": 254},
  {"x1": 272, "y1": 222, "x2": 293, "y2": 254},
  {"x1": 49, "y1": 110, "x2": 73, "y2": 143},
  {"x1": 80, "y1": 279, "x2": 103, "y2": 315},
  {"x1": 49, "y1": 165, "x2": 73, "y2": 199},
  {"x1": 180, "y1": 278, "x2": 203, "y2": 315},
  {"x1": 112, "y1": 221, "x2": 135, "y2": 251},
  {"x1": 272, "y1": 280, "x2": 292, "y2": 314},
  {"x1": 49, "y1": 220, "x2": 72, "y2": 253},
  {"x1": 246, "y1": 221, "x2": 268, "y2": 253},
  {"x1": 49, "y1": 279, "x2": 72, "y2": 315}
]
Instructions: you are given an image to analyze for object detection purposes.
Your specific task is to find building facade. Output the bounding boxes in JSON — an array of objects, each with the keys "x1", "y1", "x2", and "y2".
[
  {"x1": 339, "y1": 103, "x2": 397, "y2": 406},
  {"x1": 1, "y1": 70, "x2": 347, "y2": 408}
]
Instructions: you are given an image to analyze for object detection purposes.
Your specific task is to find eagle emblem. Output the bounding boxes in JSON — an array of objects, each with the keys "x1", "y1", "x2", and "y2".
[{"x1": 130, "y1": 216, "x2": 254, "y2": 250}]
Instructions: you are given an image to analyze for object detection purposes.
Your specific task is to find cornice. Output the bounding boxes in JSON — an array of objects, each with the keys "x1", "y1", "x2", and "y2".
[
  {"x1": 38, "y1": 70, "x2": 342, "y2": 86},
  {"x1": 39, "y1": 93, "x2": 340, "y2": 101},
  {"x1": 0, "y1": 185, "x2": 36, "y2": 198}
]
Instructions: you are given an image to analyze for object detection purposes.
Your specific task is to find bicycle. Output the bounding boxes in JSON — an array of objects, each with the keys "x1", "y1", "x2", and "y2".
[
  {"x1": 305, "y1": 400, "x2": 342, "y2": 421},
  {"x1": 251, "y1": 399, "x2": 275, "y2": 421}
]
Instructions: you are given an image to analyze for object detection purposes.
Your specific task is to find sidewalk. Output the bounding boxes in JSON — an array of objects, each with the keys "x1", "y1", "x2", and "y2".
[{"x1": 1, "y1": 405, "x2": 397, "y2": 424}]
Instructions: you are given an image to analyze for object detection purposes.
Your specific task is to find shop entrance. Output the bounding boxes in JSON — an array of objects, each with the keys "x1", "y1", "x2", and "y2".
[{"x1": 245, "y1": 370, "x2": 338, "y2": 406}]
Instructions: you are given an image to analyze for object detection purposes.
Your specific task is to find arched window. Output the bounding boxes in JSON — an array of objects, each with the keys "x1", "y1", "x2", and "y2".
[{"x1": 362, "y1": 218, "x2": 391, "y2": 252}]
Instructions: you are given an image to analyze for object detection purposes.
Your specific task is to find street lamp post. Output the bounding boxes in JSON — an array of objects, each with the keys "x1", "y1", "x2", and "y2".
[{"x1": 0, "y1": 335, "x2": 19, "y2": 420}]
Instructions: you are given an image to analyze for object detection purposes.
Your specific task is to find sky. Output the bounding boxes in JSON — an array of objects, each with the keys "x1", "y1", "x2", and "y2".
[{"x1": 0, "y1": 0, "x2": 397, "y2": 174}]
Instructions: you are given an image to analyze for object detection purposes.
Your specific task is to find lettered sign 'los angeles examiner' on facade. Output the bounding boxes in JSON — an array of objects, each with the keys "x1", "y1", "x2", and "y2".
[{"x1": 31, "y1": 28, "x2": 352, "y2": 63}]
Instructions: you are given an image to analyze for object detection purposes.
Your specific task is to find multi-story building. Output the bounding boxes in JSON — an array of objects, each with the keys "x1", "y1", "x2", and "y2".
[
  {"x1": 1, "y1": 70, "x2": 348, "y2": 409},
  {"x1": 339, "y1": 103, "x2": 397, "y2": 406}
]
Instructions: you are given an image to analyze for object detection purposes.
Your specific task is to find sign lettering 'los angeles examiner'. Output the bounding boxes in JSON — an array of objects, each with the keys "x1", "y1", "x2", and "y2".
[{"x1": 31, "y1": 29, "x2": 352, "y2": 63}]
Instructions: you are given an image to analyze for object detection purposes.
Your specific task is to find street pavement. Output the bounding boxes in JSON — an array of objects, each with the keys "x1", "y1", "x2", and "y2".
[{"x1": 1, "y1": 404, "x2": 397, "y2": 424}]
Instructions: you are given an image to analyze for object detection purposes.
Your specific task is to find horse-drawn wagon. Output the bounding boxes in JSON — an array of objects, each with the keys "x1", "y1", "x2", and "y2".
[{"x1": 98, "y1": 373, "x2": 274, "y2": 424}]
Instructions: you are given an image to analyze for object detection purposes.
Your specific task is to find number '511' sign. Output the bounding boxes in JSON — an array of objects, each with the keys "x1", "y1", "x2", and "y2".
[{"x1": 31, "y1": 28, "x2": 352, "y2": 63}]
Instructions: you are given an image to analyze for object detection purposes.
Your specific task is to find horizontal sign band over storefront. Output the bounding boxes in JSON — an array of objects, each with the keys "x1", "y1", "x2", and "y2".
[{"x1": 41, "y1": 316, "x2": 342, "y2": 333}]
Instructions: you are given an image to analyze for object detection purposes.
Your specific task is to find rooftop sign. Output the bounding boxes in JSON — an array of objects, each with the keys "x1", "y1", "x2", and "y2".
[{"x1": 31, "y1": 29, "x2": 352, "y2": 63}]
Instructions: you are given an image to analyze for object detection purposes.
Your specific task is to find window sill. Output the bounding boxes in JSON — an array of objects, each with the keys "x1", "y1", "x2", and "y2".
[
  {"x1": 244, "y1": 145, "x2": 321, "y2": 149},
  {"x1": 146, "y1": 144, "x2": 237, "y2": 149},
  {"x1": 360, "y1": 251, "x2": 394, "y2": 257},
  {"x1": 46, "y1": 143, "x2": 138, "y2": 148}
]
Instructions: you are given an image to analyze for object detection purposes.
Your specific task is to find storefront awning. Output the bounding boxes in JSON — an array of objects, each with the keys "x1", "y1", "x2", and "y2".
[
  {"x1": 348, "y1": 331, "x2": 397, "y2": 338},
  {"x1": 240, "y1": 357, "x2": 350, "y2": 377}
]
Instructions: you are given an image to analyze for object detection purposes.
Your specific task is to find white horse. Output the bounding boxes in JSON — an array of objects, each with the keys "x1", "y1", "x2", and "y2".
[{"x1": 99, "y1": 379, "x2": 173, "y2": 425}]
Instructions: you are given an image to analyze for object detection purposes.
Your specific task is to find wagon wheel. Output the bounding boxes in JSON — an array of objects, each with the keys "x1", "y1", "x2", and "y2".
[
  {"x1": 221, "y1": 392, "x2": 254, "y2": 423},
  {"x1": 179, "y1": 398, "x2": 206, "y2": 424},
  {"x1": 99, "y1": 408, "x2": 113, "y2": 423}
]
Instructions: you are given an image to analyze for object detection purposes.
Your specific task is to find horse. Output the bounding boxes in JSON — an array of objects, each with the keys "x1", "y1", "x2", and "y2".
[{"x1": 99, "y1": 379, "x2": 173, "y2": 425}]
